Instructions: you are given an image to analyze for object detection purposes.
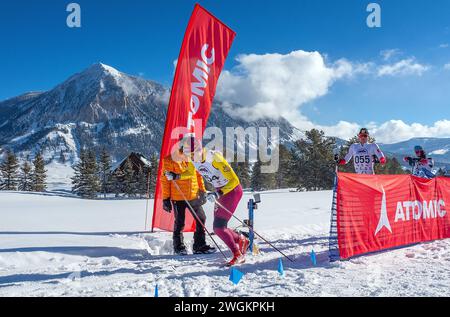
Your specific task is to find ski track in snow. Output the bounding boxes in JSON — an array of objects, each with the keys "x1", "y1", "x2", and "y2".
[{"x1": 0, "y1": 190, "x2": 450, "y2": 297}]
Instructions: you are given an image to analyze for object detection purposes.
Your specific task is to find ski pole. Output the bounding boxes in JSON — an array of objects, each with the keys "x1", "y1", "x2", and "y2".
[
  {"x1": 172, "y1": 180, "x2": 228, "y2": 261},
  {"x1": 213, "y1": 198, "x2": 295, "y2": 263},
  {"x1": 333, "y1": 154, "x2": 339, "y2": 174}
]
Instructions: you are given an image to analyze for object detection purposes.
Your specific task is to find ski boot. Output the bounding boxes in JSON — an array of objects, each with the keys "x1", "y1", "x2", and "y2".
[
  {"x1": 238, "y1": 234, "x2": 250, "y2": 256},
  {"x1": 193, "y1": 245, "x2": 217, "y2": 255},
  {"x1": 174, "y1": 247, "x2": 188, "y2": 256},
  {"x1": 226, "y1": 250, "x2": 245, "y2": 267}
]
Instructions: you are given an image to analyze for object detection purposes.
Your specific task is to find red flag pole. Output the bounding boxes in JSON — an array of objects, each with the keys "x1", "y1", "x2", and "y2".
[{"x1": 151, "y1": 4, "x2": 236, "y2": 232}]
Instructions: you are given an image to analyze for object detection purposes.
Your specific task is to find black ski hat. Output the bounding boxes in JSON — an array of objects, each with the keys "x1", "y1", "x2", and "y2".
[
  {"x1": 414, "y1": 145, "x2": 424, "y2": 152},
  {"x1": 359, "y1": 128, "x2": 369, "y2": 135}
]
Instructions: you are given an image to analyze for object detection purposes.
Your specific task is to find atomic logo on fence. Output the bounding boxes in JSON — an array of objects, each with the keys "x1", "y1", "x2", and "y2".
[
  {"x1": 374, "y1": 187, "x2": 448, "y2": 236},
  {"x1": 394, "y1": 200, "x2": 447, "y2": 222},
  {"x1": 374, "y1": 187, "x2": 392, "y2": 236},
  {"x1": 335, "y1": 173, "x2": 450, "y2": 260}
]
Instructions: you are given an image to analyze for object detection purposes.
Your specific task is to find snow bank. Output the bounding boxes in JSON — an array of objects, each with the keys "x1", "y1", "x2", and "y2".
[{"x1": 0, "y1": 190, "x2": 450, "y2": 297}]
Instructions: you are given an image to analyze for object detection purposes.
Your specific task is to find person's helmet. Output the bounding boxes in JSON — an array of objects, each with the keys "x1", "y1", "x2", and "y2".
[
  {"x1": 414, "y1": 145, "x2": 425, "y2": 157},
  {"x1": 180, "y1": 134, "x2": 203, "y2": 159},
  {"x1": 414, "y1": 145, "x2": 423, "y2": 152},
  {"x1": 358, "y1": 128, "x2": 369, "y2": 142},
  {"x1": 358, "y1": 128, "x2": 369, "y2": 136}
]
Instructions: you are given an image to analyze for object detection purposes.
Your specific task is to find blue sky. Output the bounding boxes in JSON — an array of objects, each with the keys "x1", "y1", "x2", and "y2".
[{"x1": 0, "y1": 0, "x2": 449, "y2": 142}]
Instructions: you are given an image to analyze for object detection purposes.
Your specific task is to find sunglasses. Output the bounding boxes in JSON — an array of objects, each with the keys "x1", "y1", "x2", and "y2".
[{"x1": 359, "y1": 134, "x2": 368, "y2": 138}]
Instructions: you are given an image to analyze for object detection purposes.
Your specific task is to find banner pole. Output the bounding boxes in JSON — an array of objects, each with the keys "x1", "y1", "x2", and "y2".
[{"x1": 328, "y1": 164, "x2": 340, "y2": 262}]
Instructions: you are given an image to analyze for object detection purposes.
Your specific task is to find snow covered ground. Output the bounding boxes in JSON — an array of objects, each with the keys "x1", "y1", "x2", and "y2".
[
  {"x1": 1, "y1": 189, "x2": 450, "y2": 297},
  {"x1": 45, "y1": 162, "x2": 75, "y2": 192}
]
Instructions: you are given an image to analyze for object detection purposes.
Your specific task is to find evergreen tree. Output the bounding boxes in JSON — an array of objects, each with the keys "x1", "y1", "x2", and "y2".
[
  {"x1": 264, "y1": 171, "x2": 277, "y2": 190},
  {"x1": 32, "y1": 152, "x2": 47, "y2": 192},
  {"x1": 137, "y1": 165, "x2": 148, "y2": 198},
  {"x1": 71, "y1": 149, "x2": 99, "y2": 198},
  {"x1": 148, "y1": 154, "x2": 159, "y2": 198},
  {"x1": 230, "y1": 156, "x2": 251, "y2": 189},
  {"x1": 112, "y1": 168, "x2": 125, "y2": 198},
  {"x1": 275, "y1": 144, "x2": 296, "y2": 189},
  {"x1": 98, "y1": 148, "x2": 112, "y2": 198},
  {"x1": 0, "y1": 151, "x2": 19, "y2": 190},
  {"x1": 291, "y1": 129, "x2": 336, "y2": 191},
  {"x1": 375, "y1": 157, "x2": 407, "y2": 175},
  {"x1": 86, "y1": 150, "x2": 100, "y2": 197},
  {"x1": 250, "y1": 157, "x2": 264, "y2": 191},
  {"x1": 18, "y1": 160, "x2": 33, "y2": 191},
  {"x1": 72, "y1": 149, "x2": 88, "y2": 197},
  {"x1": 249, "y1": 147, "x2": 282, "y2": 192},
  {"x1": 436, "y1": 167, "x2": 447, "y2": 177}
]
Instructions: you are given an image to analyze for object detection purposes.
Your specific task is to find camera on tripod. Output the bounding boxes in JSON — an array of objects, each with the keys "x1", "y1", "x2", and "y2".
[{"x1": 242, "y1": 193, "x2": 262, "y2": 249}]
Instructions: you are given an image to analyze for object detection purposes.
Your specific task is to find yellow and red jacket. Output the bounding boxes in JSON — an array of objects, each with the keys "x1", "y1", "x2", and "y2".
[
  {"x1": 183, "y1": 150, "x2": 240, "y2": 195},
  {"x1": 161, "y1": 151, "x2": 206, "y2": 201}
]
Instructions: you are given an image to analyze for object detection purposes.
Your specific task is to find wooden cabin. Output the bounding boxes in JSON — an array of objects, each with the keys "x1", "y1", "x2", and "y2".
[{"x1": 112, "y1": 152, "x2": 152, "y2": 175}]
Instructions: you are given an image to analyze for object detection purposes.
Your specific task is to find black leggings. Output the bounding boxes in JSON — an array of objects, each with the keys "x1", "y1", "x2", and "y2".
[{"x1": 172, "y1": 200, "x2": 206, "y2": 251}]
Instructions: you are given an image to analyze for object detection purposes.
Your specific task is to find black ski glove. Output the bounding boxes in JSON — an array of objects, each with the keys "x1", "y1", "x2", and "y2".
[
  {"x1": 334, "y1": 154, "x2": 340, "y2": 163},
  {"x1": 403, "y1": 156, "x2": 414, "y2": 166},
  {"x1": 372, "y1": 155, "x2": 380, "y2": 164},
  {"x1": 162, "y1": 199, "x2": 173, "y2": 213}
]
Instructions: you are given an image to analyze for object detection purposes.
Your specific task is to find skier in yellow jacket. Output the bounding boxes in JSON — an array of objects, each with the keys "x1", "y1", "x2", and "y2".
[
  {"x1": 161, "y1": 147, "x2": 216, "y2": 255},
  {"x1": 165, "y1": 135, "x2": 249, "y2": 266}
]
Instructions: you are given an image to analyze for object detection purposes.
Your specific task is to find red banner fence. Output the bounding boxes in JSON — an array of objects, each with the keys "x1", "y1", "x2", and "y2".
[{"x1": 330, "y1": 172, "x2": 450, "y2": 260}]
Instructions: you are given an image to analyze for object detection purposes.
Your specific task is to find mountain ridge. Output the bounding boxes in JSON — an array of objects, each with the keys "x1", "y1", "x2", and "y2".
[
  {"x1": 1, "y1": 63, "x2": 449, "y2": 173},
  {"x1": 0, "y1": 63, "x2": 302, "y2": 165}
]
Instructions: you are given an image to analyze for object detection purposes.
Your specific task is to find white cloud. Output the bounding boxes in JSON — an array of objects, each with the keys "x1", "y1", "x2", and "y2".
[
  {"x1": 319, "y1": 119, "x2": 450, "y2": 144},
  {"x1": 380, "y1": 49, "x2": 402, "y2": 61},
  {"x1": 444, "y1": 63, "x2": 450, "y2": 71},
  {"x1": 371, "y1": 120, "x2": 450, "y2": 143},
  {"x1": 172, "y1": 59, "x2": 178, "y2": 75},
  {"x1": 217, "y1": 51, "x2": 429, "y2": 125},
  {"x1": 217, "y1": 50, "x2": 365, "y2": 126},
  {"x1": 377, "y1": 58, "x2": 430, "y2": 77},
  {"x1": 439, "y1": 43, "x2": 449, "y2": 48},
  {"x1": 430, "y1": 149, "x2": 449, "y2": 155},
  {"x1": 215, "y1": 50, "x2": 439, "y2": 144},
  {"x1": 319, "y1": 121, "x2": 361, "y2": 141}
]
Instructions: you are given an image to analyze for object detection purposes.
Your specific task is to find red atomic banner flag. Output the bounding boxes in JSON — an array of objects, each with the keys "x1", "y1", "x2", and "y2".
[
  {"x1": 151, "y1": 4, "x2": 236, "y2": 232},
  {"x1": 334, "y1": 172, "x2": 450, "y2": 259}
]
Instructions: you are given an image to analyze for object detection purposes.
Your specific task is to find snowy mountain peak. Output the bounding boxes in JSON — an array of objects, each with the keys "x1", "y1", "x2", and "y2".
[
  {"x1": 65, "y1": 62, "x2": 124, "y2": 87},
  {"x1": 0, "y1": 63, "x2": 299, "y2": 181},
  {"x1": 85, "y1": 63, "x2": 122, "y2": 79}
]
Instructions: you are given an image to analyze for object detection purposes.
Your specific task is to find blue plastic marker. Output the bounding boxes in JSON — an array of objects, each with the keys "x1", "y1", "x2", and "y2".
[
  {"x1": 154, "y1": 284, "x2": 159, "y2": 297},
  {"x1": 311, "y1": 250, "x2": 317, "y2": 266},
  {"x1": 229, "y1": 267, "x2": 244, "y2": 285},
  {"x1": 277, "y1": 258, "x2": 285, "y2": 277}
]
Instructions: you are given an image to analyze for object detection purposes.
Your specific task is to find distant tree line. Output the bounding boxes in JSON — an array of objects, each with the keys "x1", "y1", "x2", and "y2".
[
  {"x1": 0, "y1": 129, "x2": 430, "y2": 198},
  {"x1": 242, "y1": 129, "x2": 408, "y2": 192},
  {"x1": 0, "y1": 151, "x2": 47, "y2": 192},
  {"x1": 71, "y1": 148, "x2": 159, "y2": 199}
]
